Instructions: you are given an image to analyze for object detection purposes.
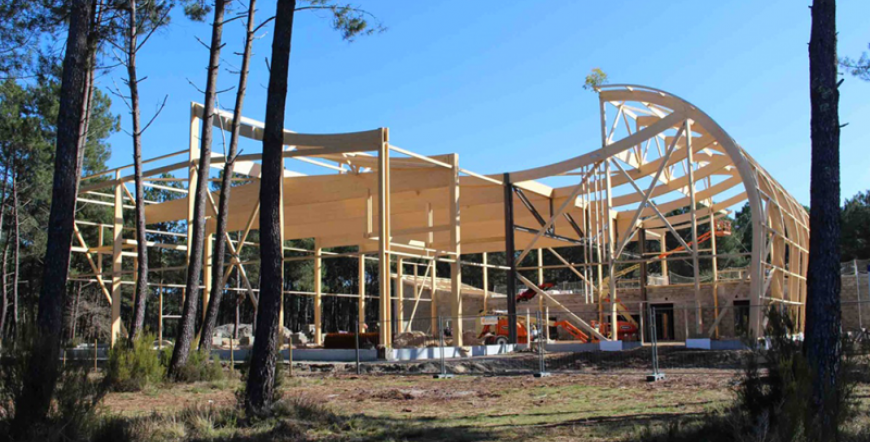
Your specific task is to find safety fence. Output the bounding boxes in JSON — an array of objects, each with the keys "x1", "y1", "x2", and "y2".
[
  {"x1": 369, "y1": 298, "x2": 870, "y2": 378},
  {"x1": 58, "y1": 264, "x2": 870, "y2": 379}
]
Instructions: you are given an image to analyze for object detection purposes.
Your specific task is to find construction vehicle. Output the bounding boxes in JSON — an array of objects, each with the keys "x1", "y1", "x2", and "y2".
[
  {"x1": 657, "y1": 219, "x2": 732, "y2": 258},
  {"x1": 590, "y1": 319, "x2": 639, "y2": 341},
  {"x1": 478, "y1": 315, "x2": 580, "y2": 345},
  {"x1": 496, "y1": 279, "x2": 639, "y2": 344},
  {"x1": 600, "y1": 220, "x2": 732, "y2": 295}
]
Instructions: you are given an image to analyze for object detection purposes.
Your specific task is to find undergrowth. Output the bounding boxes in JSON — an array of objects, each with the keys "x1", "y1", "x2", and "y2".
[
  {"x1": 105, "y1": 333, "x2": 163, "y2": 391},
  {"x1": 635, "y1": 307, "x2": 866, "y2": 442},
  {"x1": 0, "y1": 329, "x2": 107, "y2": 442},
  {"x1": 91, "y1": 394, "x2": 371, "y2": 442},
  {"x1": 168, "y1": 347, "x2": 225, "y2": 383}
]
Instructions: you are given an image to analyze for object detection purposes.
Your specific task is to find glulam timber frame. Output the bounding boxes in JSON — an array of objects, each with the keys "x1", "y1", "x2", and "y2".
[{"x1": 71, "y1": 84, "x2": 807, "y2": 347}]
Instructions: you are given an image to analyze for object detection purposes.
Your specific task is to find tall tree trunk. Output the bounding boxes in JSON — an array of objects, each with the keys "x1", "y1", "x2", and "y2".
[
  {"x1": 0, "y1": 167, "x2": 8, "y2": 339},
  {"x1": 11, "y1": 165, "x2": 19, "y2": 337},
  {"x1": 199, "y1": 0, "x2": 258, "y2": 354},
  {"x1": 168, "y1": 0, "x2": 227, "y2": 378},
  {"x1": 245, "y1": 0, "x2": 296, "y2": 416},
  {"x1": 76, "y1": 0, "x2": 102, "y2": 175},
  {"x1": 12, "y1": 0, "x2": 93, "y2": 432},
  {"x1": 127, "y1": 0, "x2": 150, "y2": 343},
  {"x1": 805, "y1": 0, "x2": 842, "y2": 438},
  {"x1": 0, "y1": 233, "x2": 8, "y2": 340}
]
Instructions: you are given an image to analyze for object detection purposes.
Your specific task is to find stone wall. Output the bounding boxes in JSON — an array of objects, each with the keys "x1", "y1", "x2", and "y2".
[
  {"x1": 484, "y1": 280, "x2": 753, "y2": 341},
  {"x1": 394, "y1": 281, "x2": 486, "y2": 335}
]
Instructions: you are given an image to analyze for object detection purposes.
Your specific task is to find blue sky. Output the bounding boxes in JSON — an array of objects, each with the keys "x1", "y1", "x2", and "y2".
[{"x1": 102, "y1": 0, "x2": 870, "y2": 207}]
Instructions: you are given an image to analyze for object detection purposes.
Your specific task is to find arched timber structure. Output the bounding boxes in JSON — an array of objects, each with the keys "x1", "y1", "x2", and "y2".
[{"x1": 72, "y1": 84, "x2": 807, "y2": 347}]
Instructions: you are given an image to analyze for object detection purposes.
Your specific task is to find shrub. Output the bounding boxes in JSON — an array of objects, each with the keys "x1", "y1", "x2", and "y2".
[
  {"x1": 105, "y1": 333, "x2": 164, "y2": 392},
  {"x1": 177, "y1": 402, "x2": 240, "y2": 437},
  {"x1": 171, "y1": 348, "x2": 224, "y2": 383},
  {"x1": 732, "y1": 306, "x2": 855, "y2": 442}
]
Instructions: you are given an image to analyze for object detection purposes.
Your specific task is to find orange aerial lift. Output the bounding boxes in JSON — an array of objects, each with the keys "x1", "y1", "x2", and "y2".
[
  {"x1": 598, "y1": 219, "x2": 733, "y2": 327},
  {"x1": 481, "y1": 281, "x2": 639, "y2": 344},
  {"x1": 656, "y1": 219, "x2": 732, "y2": 259},
  {"x1": 477, "y1": 314, "x2": 639, "y2": 344}
]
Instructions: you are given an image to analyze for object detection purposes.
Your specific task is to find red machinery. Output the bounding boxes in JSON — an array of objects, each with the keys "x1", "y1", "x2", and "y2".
[
  {"x1": 477, "y1": 316, "x2": 639, "y2": 344},
  {"x1": 657, "y1": 219, "x2": 732, "y2": 259},
  {"x1": 517, "y1": 282, "x2": 555, "y2": 303},
  {"x1": 590, "y1": 319, "x2": 639, "y2": 341},
  {"x1": 489, "y1": 280, "x2": 639, "y2": 344},
  {"x1": 478, "y1": 316, "x2": 592, "y2": 345}
]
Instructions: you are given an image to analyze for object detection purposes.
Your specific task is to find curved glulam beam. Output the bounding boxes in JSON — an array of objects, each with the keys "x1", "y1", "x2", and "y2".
[{"x1": 493, "y1": 111, "x2": 685, "y2": 182}]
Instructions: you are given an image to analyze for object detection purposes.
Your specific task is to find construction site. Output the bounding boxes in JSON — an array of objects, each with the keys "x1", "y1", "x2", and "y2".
[{"x1": 70, "y1": 84, "x2": 815, "y2": 361}]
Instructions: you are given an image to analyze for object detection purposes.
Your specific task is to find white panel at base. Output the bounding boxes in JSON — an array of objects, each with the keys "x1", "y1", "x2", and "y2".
[
  {"x1": 686, "y1": 338, "x2": 712, "y2": 350},
  {"x1": 599, "y1": 340, "x2": 623, "y2": 351}
]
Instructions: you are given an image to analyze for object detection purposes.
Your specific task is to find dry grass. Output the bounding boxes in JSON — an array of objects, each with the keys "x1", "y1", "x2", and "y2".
[
  {"x1": 99, "y1": 369, "x2": 748, "y2": 441},
  {"x1": 91, "y1": 360, "x2": 870, "y2": 441}
]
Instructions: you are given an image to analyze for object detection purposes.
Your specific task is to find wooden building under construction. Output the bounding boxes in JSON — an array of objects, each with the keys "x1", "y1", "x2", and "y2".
[{"x1": 71, "y1": 84, "x2": 808, "y2": 348}]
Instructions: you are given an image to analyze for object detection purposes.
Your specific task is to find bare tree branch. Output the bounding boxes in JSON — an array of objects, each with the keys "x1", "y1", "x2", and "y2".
[{"x1": 139, "y1": 94, "x2": 169, "y2": 135}]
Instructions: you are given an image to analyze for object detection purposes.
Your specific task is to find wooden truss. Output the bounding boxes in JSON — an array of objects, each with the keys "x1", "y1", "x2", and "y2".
[{"x1": 72, "y1": 85, "x2": 807, "y2": 346}]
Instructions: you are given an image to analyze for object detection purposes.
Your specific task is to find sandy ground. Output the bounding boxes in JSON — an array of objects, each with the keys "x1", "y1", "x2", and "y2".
[{"x1": 103, "y1": 369, "x2": 739, "y2": 441}]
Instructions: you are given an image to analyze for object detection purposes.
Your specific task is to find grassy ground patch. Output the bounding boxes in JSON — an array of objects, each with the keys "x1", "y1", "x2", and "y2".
[{"x1": 100, "y1": 370, "x2": 749, "y2": 441}]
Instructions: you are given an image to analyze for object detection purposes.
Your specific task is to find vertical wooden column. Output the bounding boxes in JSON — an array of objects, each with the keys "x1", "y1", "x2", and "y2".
[
  {"x1": 595, "y1": 166, "x2": 605, "y2": 328},
  {"x1": 158, "y1": 286, "x2": 163, "y2": 347},
  {"x1": 639, "y1": 229, "x2": 648, "y2": 303},
  {"x1": 786, "y1": 209, "x2": 800, "y2": 319},
  {"x1": 430, "y1": 256, "x2": 438, "y2": 336},
  {"x1": 314, "y1": 241, "x2": 322, "y2": 345},
  {"x1": 111, "y1": 170, "x2": 123, "y2": 345},
  {"x1": 277, "y1": 150, "x2": 286, "y2": 335},
  {"x1": 395, "y1": 257, "x2": 403, "y2": 336},
  {"x1": 185, "y1": 105, "x2": 200, "y2": 308},
  {"x1": 710, "y1": 215, "x2": 720, "y2": 339},
  {"x1": 426, "y1": 203, "x2": 433, "y2": 247},
  {"x1": 537, "y1": 248, "x2": 549, "y2": 340},
  {"x1": 187, "y1": 104, "x2": 199, "y2": 258},
  {"x1": 685, "y1": 120, "x2": 702, "y2": 336},
  {"x1": 660, "y1": 236, "x2": 669, "y2": 279},
  {"x1": 605, "y1": 162, "x2": 617, "y2": 341},
  {"x1": 203, "y1": 234, "x2": 213, "y2": 322},
  {"x1": 366, "y1": 190, "x2": 373, "y2": 238},
  {"x1": 584, "y1": 181, "x2": 593, "y2": 304},
  {"x1": 771, "y1": 225, "x2": 786, "y2": 302},
  {"x1": 407, "y1": 263, "x2": 417, "y2": 333},
  {"x1": 794, "y1": 212, "x2": 808, "y2": 329},
  {"x1": 427, "y1": 202, "x2": 436, "y2": 335},
  {"x1": 377, "y1": 129, "x2": 392, "y2": 348},
  {"x1": 358, "y1": 250, "x2": 365, "y2": 333},
  {"x1": 597, "y1": 100, "x2": 610, "y2": 336},
  {"x1": 537, "y1": 249, "x2": 544, "y2": 313},
  {"x1": 482, "y1": 252, "x2": 489, "y2": 312},
  {"x1": 97, "y1": 226, "x2": 103, "y2": 278},
  {"x1": 447, "y1": 154, "x2": 462, "y2": 346}
]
